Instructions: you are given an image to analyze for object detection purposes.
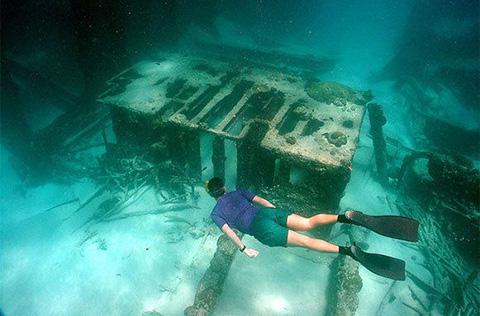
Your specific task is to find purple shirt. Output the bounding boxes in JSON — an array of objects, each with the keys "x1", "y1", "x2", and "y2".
[{"x1": 210, "y1": 190, "x2": 259, "y2": 234}]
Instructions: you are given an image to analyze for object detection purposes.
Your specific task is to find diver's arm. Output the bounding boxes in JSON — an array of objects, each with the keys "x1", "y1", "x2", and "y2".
[
  {"x1": 252, "y1": 195, "x2": 275, "y2": 208},
  {"x1": 221, "y1": 223, "x2": 259, "y2": 258}
]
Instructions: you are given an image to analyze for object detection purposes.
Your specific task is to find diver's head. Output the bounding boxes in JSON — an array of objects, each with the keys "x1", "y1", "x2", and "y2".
[{"x1": 205, "y1": 177, "x2": 226, "y2": 199}]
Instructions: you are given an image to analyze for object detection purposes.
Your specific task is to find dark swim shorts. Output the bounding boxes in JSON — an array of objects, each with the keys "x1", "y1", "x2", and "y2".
[{"x1": 250, "y1": 207, "x2": 293, "y2": 247}]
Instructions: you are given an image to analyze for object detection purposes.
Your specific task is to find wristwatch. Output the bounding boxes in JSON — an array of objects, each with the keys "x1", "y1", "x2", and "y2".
[{"x1": 240, "y1": 245, "x2": 246, "y2": 252}]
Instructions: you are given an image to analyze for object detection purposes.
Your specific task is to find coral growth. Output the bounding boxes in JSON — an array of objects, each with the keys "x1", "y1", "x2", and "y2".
[
  {"x1": 292, "y1": 105, "x2": 314, "y2": 120},
  {"x1": 285, "y1": 136, "x2": 297, "y2": 144},
  {"x1": 305, "y1": 81, "x2": 372, "y2": 106},
  {"x1": 326, "y1": 131, "x2": 348, "y2": 147}
]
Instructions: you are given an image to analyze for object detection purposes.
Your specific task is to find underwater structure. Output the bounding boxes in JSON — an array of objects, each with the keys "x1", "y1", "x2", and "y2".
[
  {"x1": 99, "y1": 51, "x2": 370, "y2": 205},
  {"x1": 5, "y1": 45, "x2": 476, "y2": 316},
  {"x1": 98, "y1": 48, "x2": 372, "y2": 315}
]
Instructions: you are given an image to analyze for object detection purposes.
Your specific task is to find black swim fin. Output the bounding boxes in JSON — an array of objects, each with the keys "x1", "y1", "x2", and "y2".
[
  {"x1": 346, "y1": 210, "x2": 419, "y2": 242},
  {"x1": 349, "y1": 244, "x2": 406, "y2": 281}
]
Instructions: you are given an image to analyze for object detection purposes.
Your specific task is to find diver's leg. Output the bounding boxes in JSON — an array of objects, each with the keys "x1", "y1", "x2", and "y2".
[
  {"x1": 286, "y1": 230, "x2": 339, "y2": 253},
  {"x1": 286, "y1": 213, "x2": 339, "y2": 231}
]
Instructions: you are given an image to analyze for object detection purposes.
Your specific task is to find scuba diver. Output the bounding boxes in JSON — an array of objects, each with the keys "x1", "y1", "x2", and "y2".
[{"x1": 205, "y1": 177, "x2": 419, "y2": 281}]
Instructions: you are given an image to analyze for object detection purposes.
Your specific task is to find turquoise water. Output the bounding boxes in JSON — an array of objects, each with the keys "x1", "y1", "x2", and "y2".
[{"x1": 1, "y1": 1, "x2": 478, "y2": 315}]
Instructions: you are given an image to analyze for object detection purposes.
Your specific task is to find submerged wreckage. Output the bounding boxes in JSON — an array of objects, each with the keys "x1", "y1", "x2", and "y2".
[
  {"x1": 82, "y1": 44, "x2": 478, "y2": 315},
  {"x1": 97, "y1": 48, "x2": 372, "y2": 315},
  {"x1": 99, "y1": 51, "x2": 370, "y2": 205}
]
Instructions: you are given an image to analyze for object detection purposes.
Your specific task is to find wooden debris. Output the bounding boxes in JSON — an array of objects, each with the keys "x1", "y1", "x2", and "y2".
[
  {"x1": 402, "y1": 302, "x2": 423, "y2": 315},
  {"x1": 375, "y1": 281, "x2": 397, "y2": 316},
  {"x1": 407, "y1": 285, "x2": 429, "y2": 313},
  {"x1": 103, "y1": 204, "x2": 199, "y2": 223},
  {"x1": 37, "y1": 198, "x2": 80, "y2": 215},
  {"x1": 63, "y1": 185, "x2": 106, "y2": 222}
]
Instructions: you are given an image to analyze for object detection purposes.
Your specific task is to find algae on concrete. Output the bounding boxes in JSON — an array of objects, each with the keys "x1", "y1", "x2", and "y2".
[{"x1": 305, "y1": 80, "x2": 372, "y2": 106}]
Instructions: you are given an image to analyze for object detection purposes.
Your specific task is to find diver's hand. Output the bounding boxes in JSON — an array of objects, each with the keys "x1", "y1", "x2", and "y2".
[{"x1": 244, "y1": 248, "x2": 259, "y2": 258}]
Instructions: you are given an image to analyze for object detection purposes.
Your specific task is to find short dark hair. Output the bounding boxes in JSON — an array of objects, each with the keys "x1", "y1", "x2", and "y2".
[{"x1": 206, "y1": 177, "x2": 225, "y2": 198}]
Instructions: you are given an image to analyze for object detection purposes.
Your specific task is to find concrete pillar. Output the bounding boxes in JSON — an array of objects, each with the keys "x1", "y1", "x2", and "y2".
[
  {"x1": 186, "y1": 130, "x2": 202, "y2": 179},
  {"x1": 236, "y1": 141, "x2": 250, "y2": 189},
  {"x1": 185, "y1": 231, "x2": 243, "y2": 315},
  {"x1": 166, "y1": 126, "x2": 188, "y2": 168},
  {"x1": 326, "y1": 225, "x2": 367, "y2": 316},
  {"x1": 367, "y1": 103, "x2": 388, "y2": 185},
  {"x1": 212, "y1": 136, "x2": 226, "y2": 179},
  {"x1": 236, "y1": 120, "x2": 273, "y2": 190},
  {"x1": 255, "y1": 150, "x2": 275, "y2": 189},
  {"x1": 275, "y1": 159, "x2": 290, "y2": 185},
  {"x1": 165, "y1": 128, "x2": 202, "y2": 180},
  {"x1": 327, "y1": 255, "x2": 362, "y2": 316}
]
